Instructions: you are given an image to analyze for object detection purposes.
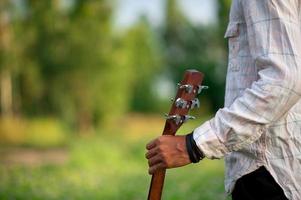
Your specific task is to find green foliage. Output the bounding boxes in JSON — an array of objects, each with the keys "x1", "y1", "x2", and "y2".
[
  {"x1": 0, "y1": 2, "x2": 235, "y2": 199},
  {"x1": 5, "y1": 0, "x2": 142, "y2": 130},
  {"x1": 218, "y1": 0, "x2": 232, "y2": 36},
  {"x1": 0, "y1": 1, "x2": 232, "y2": 130},
  {"x1": 0, "y1": 134, "x2": 229, "y2": 200},
  {"x1": 161, "y1": 0, "x2": 228, "y2": 111},
  {"x1": 117, "y1": 19, "x2": 163, "y2": 112}
]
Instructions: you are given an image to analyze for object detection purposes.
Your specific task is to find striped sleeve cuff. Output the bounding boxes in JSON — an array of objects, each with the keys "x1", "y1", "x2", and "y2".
[{"x1": 193, "y1": 120, "x2": 229, "y2": 159}]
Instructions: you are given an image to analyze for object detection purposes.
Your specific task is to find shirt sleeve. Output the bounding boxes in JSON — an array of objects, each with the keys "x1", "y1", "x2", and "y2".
[{"x1": 193, "y1": 0, "x2": 301, "y2": 159}]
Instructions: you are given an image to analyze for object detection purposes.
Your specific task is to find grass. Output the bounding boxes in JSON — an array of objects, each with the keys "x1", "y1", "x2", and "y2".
[
  {"x1": 0, "y1": 117, "x2": 67, "y2": 148},
  {"x1": 0, "y1": 114, "x2": 231, "y2": 200}
]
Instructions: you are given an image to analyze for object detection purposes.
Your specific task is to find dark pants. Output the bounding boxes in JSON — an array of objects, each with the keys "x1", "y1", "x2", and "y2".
[{"x1": 232, "y1": 166, "x2": 288, "y2": 200}]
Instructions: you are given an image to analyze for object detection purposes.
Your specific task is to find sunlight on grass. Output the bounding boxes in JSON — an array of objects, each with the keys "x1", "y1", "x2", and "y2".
[
  {"x1": 0, "y1": 114, "x2": 229, "y2": 200},
  {"x1": 0, "y1": 117, "x2": 67, "y2": 148}
]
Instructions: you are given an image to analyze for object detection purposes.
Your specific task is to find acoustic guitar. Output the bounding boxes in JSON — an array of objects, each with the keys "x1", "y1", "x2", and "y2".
[{"x1": 147, "y1": 69, "x2": 207, "y2": 200}]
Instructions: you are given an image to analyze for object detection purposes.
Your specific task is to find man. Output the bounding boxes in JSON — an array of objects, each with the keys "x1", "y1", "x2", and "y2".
[{"x1": 145, "y1": 0, "x2": 301, "y2": 199}]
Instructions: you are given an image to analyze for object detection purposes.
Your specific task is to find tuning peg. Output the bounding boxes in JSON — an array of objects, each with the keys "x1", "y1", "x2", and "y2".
[
  {"x1": 164, "y1": 114, "x2": 196, "y2": 124},
  {"x1": 164, "y1": 114, "x2": 182, "y2": 124},
  {"x1": 183, "y1": 115, "x2": 196, "y2": 123},
  {"x1": 198, "y1": 85, "x2": 209, "y2": 94},
  {"x1": 190, "y1": 98, "x2": 200, "y2": 109},
  {"x1": 175, "y1": 98, "x2": 188, "y2": 109},
  {"x1": 179, "y1": 84, "x2": 193, "y2": 93}
]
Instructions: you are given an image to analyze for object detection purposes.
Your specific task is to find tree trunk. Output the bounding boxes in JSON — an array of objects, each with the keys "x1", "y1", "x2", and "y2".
[
  {"x1": 0, "y1": 2, "x2": 13, "y2": 117},
  {"x1": 78, "y1": 111, "x2": 94, "y2": 135},
  {"x1": 0, "y1": 69, "x2": 13, "y2": 117}
]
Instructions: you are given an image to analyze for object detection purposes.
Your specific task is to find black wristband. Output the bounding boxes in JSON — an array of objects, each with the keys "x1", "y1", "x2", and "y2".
[
  {"x1": 191, "y1": 134, "x2": 205, "y2": 160},
  {"x1": 186, "y1": 133, "x2": 199, "y2": 163},
  {"x1": 186, "y1": 133, "x2": 205, "y2": 163}
]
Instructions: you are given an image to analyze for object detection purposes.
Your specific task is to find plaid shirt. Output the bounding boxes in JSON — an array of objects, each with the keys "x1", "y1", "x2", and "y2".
[{"x1": 193, "y1": 0, "x2": 301, "y2": 199}]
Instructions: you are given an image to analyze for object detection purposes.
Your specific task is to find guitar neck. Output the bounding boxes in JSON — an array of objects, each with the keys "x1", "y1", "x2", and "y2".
[
  {"x1": 147, "y1": 121, "x2": 176, "y2": 200},
  {"x1": 146, "y1": 70, "x2": 205, "y2": 200},
  {"x1": 147, "y1": 169, "x2": 166, "y2": 200}
]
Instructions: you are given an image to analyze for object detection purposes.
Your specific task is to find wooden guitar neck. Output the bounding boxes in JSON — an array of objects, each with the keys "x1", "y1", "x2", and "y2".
[{"x1": 147, "y1": 70, "x2": 205, "y2": 200}]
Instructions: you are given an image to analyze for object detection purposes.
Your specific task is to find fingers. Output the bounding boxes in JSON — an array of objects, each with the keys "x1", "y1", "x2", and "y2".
[
  {"x1": 146, "y1": 149, "x2": 168, "y2": 174},
  {"x1": 145, "y1": 147, "x2": 157, "y2": 159},
  {"x1": 148, "y1": 154, "x2": 162, "y2": 166},
  {"x1": 145, "y1": 136, "x2": 169, "y2": 174},
  {"x1": 149, "y1": 162, "x2": 166, "y2": 175},
  {"x1": 146, "y1": 139, "x2": 157, "y2": 150}
]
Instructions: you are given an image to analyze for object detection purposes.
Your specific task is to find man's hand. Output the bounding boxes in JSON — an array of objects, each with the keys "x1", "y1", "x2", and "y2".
[{"x1": 145, "y1": 135, "x2": 191, "y2": 175}]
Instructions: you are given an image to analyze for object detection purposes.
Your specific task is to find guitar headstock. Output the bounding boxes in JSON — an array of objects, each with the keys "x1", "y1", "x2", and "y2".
[{"x1": 163, "y1": 69, "x2": 207, "y2": 135}]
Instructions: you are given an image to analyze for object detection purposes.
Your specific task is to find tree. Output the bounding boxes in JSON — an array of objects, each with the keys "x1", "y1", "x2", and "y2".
[
  {"x1": 161, "y1": 0, "x2": 227, "y2": 111},
  {"x1": 116, "y1": 17, "x2": 163, "y2": 112},
  {"x1": 14, "y1": 0, "x2": 132, "y2": 132},
  {"x1": 217, "y1": 0, "x2": 232, "y2": 39},
  {"x1": 0, "y1": 0, "x2": 21, "y2": 117}
]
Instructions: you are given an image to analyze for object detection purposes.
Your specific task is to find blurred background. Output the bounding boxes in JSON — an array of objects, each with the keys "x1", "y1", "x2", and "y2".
[{"x1": 0, "y1": 0, "x2": 231, "y2": 199}]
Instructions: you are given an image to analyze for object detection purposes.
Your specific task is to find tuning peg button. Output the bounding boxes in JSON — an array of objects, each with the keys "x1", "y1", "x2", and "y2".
[
  {"x1": 198, "y1": 85, "x2": 209, "y2": 94},
  {"x1": 191, "y1": 98, "x2": 200, "y2": 109},
  {"x1": 175, "y1": 98, "x2": 188, "y2": 109},
  {"x1": 164, "y1": 114, "x2": 196, "y2": 124},
  {"x1": 183, "y1": 115, "x2": 196, "y2": 123},
  {"x1": 164, "y1": 114, "x2": 182, "y2": 124},
  {"x1": 177, "y1": 83, "x2": 194, "y2": 93},
  {"x1": 180, "y1": 84, "x2": 193, "y2": 93}
]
